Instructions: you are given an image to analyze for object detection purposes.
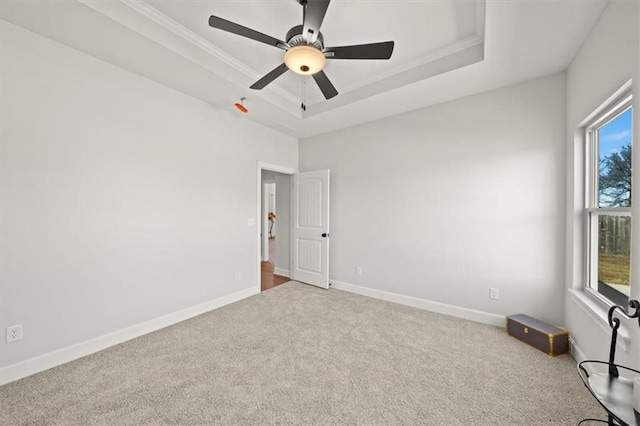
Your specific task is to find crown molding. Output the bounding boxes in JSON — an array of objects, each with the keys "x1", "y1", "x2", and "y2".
[
  {"x1": 303, "y1": 2, "x2": 487, "y2": 106},
  {"x1": 77, "y1": 0, "x2": 301, "y2": 113},
  {"x1": 121, "y1": 0, "x2": 301, "y2": 107},
  {"x1": 304, "y1": 35, "x2": 485, "y2": 106},
  {"x1": 122, "y1": 0, "x2": 254, "y2": 77},
  {"x1": 76, "y1": 0, "x2": 486, "y2": 120}
]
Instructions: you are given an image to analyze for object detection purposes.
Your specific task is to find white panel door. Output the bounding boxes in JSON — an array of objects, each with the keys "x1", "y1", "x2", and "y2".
[{"x1": 292, "y1": 169, "x2": 330, "y2": 289}]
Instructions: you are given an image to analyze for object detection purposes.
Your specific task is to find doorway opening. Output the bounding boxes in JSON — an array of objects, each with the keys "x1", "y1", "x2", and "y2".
[{"x1": 258, "y1": 163, "x2": 295, "y2": 292}]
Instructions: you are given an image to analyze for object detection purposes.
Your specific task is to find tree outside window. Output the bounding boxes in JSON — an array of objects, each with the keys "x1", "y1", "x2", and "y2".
[{"x1": 587, "y1": 103, "x2": 633, "y2": 306}]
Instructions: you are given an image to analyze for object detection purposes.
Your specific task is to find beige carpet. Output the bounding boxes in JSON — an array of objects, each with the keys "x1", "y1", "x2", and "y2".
[{"x1": 0, "y1": 281, "x2": 603, "y2": 425}]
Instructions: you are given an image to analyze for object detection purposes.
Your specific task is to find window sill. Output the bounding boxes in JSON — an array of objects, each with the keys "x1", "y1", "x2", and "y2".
[{"x1": 567, "y1": 288, "x2": 631, "y2": 353}]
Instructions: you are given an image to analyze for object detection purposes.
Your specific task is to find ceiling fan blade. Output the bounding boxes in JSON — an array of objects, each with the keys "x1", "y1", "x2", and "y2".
[
  {"x1": 209, "y1": 15, "x2": 287, "y2": 50},
  {"x1": 325, "y1": 41, "x2": 395, "y2": 60},
  {"x1": 312, "y1": 70, "x2": 338, "y2": 100},
  {"x1": 250, "y1": 63, "x2": 289, "y2": 90},
  {"x1": 302, "y1": 0, "x2": 330, "y2": 43}
]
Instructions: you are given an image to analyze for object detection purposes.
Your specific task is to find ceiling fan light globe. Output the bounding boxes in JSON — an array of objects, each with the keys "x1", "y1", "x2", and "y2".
[{"x1": 284, "y1": 45, "x2": 326, "y2": 75}]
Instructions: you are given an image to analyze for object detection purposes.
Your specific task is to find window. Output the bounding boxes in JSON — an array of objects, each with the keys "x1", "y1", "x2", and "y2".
[{"x1": 585, "y1": 93, "x2": 633, "y2": 306}]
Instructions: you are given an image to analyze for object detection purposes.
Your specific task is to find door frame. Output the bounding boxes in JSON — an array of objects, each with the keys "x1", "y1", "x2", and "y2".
[{"x1": 256, "y1": 162, "x2": 296, "y2": 293}]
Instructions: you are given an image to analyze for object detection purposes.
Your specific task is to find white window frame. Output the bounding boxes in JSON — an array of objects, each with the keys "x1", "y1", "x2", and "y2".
[{"x1": 583, "y1": 92, "x2": 633, "y2": 307}]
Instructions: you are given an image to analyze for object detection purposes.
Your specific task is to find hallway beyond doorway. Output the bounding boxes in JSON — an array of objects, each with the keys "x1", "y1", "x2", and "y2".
[{"x1": 261, "y1": 238, "x2": 289, "y2": 291}]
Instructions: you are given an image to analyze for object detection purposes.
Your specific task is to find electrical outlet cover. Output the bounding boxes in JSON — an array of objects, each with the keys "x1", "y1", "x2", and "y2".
[
  {"x1": 489, "y1": 288, "x2": 499, "y2": 300},
  {"x1": 6, "y1": 324, "x2": 23, "y2": 343}
]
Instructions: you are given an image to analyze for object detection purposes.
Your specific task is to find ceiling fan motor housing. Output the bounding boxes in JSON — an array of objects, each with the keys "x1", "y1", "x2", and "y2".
[{"x1": 286, "y1": 25, "x2": 324, "y2": 50}]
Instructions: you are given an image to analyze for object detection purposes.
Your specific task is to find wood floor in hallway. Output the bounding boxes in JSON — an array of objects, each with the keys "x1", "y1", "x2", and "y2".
[{"x1": 261, "y1": 237, "x2": 289, "y2": 292}]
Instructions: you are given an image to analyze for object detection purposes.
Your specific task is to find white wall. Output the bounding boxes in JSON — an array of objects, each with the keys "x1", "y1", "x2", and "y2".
[
  {"x1": 0, "y1": 21, "x2": 297, "y2": 381},
  {"x1": 565, "y1": 0, "x2": 639, "y2": 368},
  {"x1": 300, "y1": 73, "x2": 567, "y2": 326}
]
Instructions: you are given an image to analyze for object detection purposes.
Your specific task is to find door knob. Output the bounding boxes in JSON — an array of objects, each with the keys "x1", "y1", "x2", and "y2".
[{"x1": 321, "y1": 233, "x2": 329, "y2": 238}]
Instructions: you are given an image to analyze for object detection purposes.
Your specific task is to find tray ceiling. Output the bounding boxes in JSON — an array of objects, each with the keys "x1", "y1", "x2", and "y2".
[{"x1": 0, "y1": 0, "x2": 608, "y2": 138}]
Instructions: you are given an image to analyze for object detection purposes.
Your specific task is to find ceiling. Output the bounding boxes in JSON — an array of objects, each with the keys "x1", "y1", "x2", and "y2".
[{"x1": 1, "y1": 0, "x2": 608, "y2": 138}]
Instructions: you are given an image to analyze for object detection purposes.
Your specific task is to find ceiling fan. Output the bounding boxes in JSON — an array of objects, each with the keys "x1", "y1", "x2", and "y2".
[{"x1": 208, "y1": 0, "x2": 395, "y2": 100}]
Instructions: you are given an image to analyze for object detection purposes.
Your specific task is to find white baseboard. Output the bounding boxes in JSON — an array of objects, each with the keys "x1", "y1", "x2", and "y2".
[
  {"x1": 569, "y1": 337, "x2": 597, "y2": 375},
  {"x1": 330, "y1": 280, "x2": 505, "y2": 327},
  {"x1": 0, "y1": 286, "x2": 259, "y2": 386},
  {"x1": 569, "y1": 337, "x2": 588, "y2": 364},
  {"x1": 274, "y1": 268, "x2": 290, "y2": 277}
]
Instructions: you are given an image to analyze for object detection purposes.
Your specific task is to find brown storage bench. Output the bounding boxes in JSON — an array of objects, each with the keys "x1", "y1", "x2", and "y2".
[{"x1": 506, "y1": 314, "x2": 569, "y2": 356}]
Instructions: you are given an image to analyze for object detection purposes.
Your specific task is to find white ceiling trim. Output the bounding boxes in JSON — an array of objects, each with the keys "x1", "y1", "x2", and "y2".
[
  {"x1": 122, "y1": 0, "x2": 254, "y2": 77},
  {"x1": 1, "y1": 0, "x2": 606, "y2": 138},
  {"x1": 78, "y1": 0, "x2": 303, "y2": 115},
  {"x1": 121, "y1": 0, "x2": 302, "y2": 108},
  {"x1": 307, "y1": 34, "x2": 484, "y2": 107},
  {"x1": 305, "y1": 41, "x2": 484, "y2": 118},
  {"x1": 79, "y1": 0, "x2": 487, "y2": 119},
  {"x1": 277, "y1": 0, "x2": 487, "y2": 107}
]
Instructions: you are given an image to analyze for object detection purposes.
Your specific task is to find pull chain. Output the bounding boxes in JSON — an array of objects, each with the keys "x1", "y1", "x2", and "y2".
[{"x1": 301, "y1": 76, "x2": 307, "y2": 111}]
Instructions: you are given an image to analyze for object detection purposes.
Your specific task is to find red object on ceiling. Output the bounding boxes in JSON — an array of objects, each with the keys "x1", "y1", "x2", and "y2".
[{"x1": 234, "y1": 102, "x2": 248, "y2": 113}]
